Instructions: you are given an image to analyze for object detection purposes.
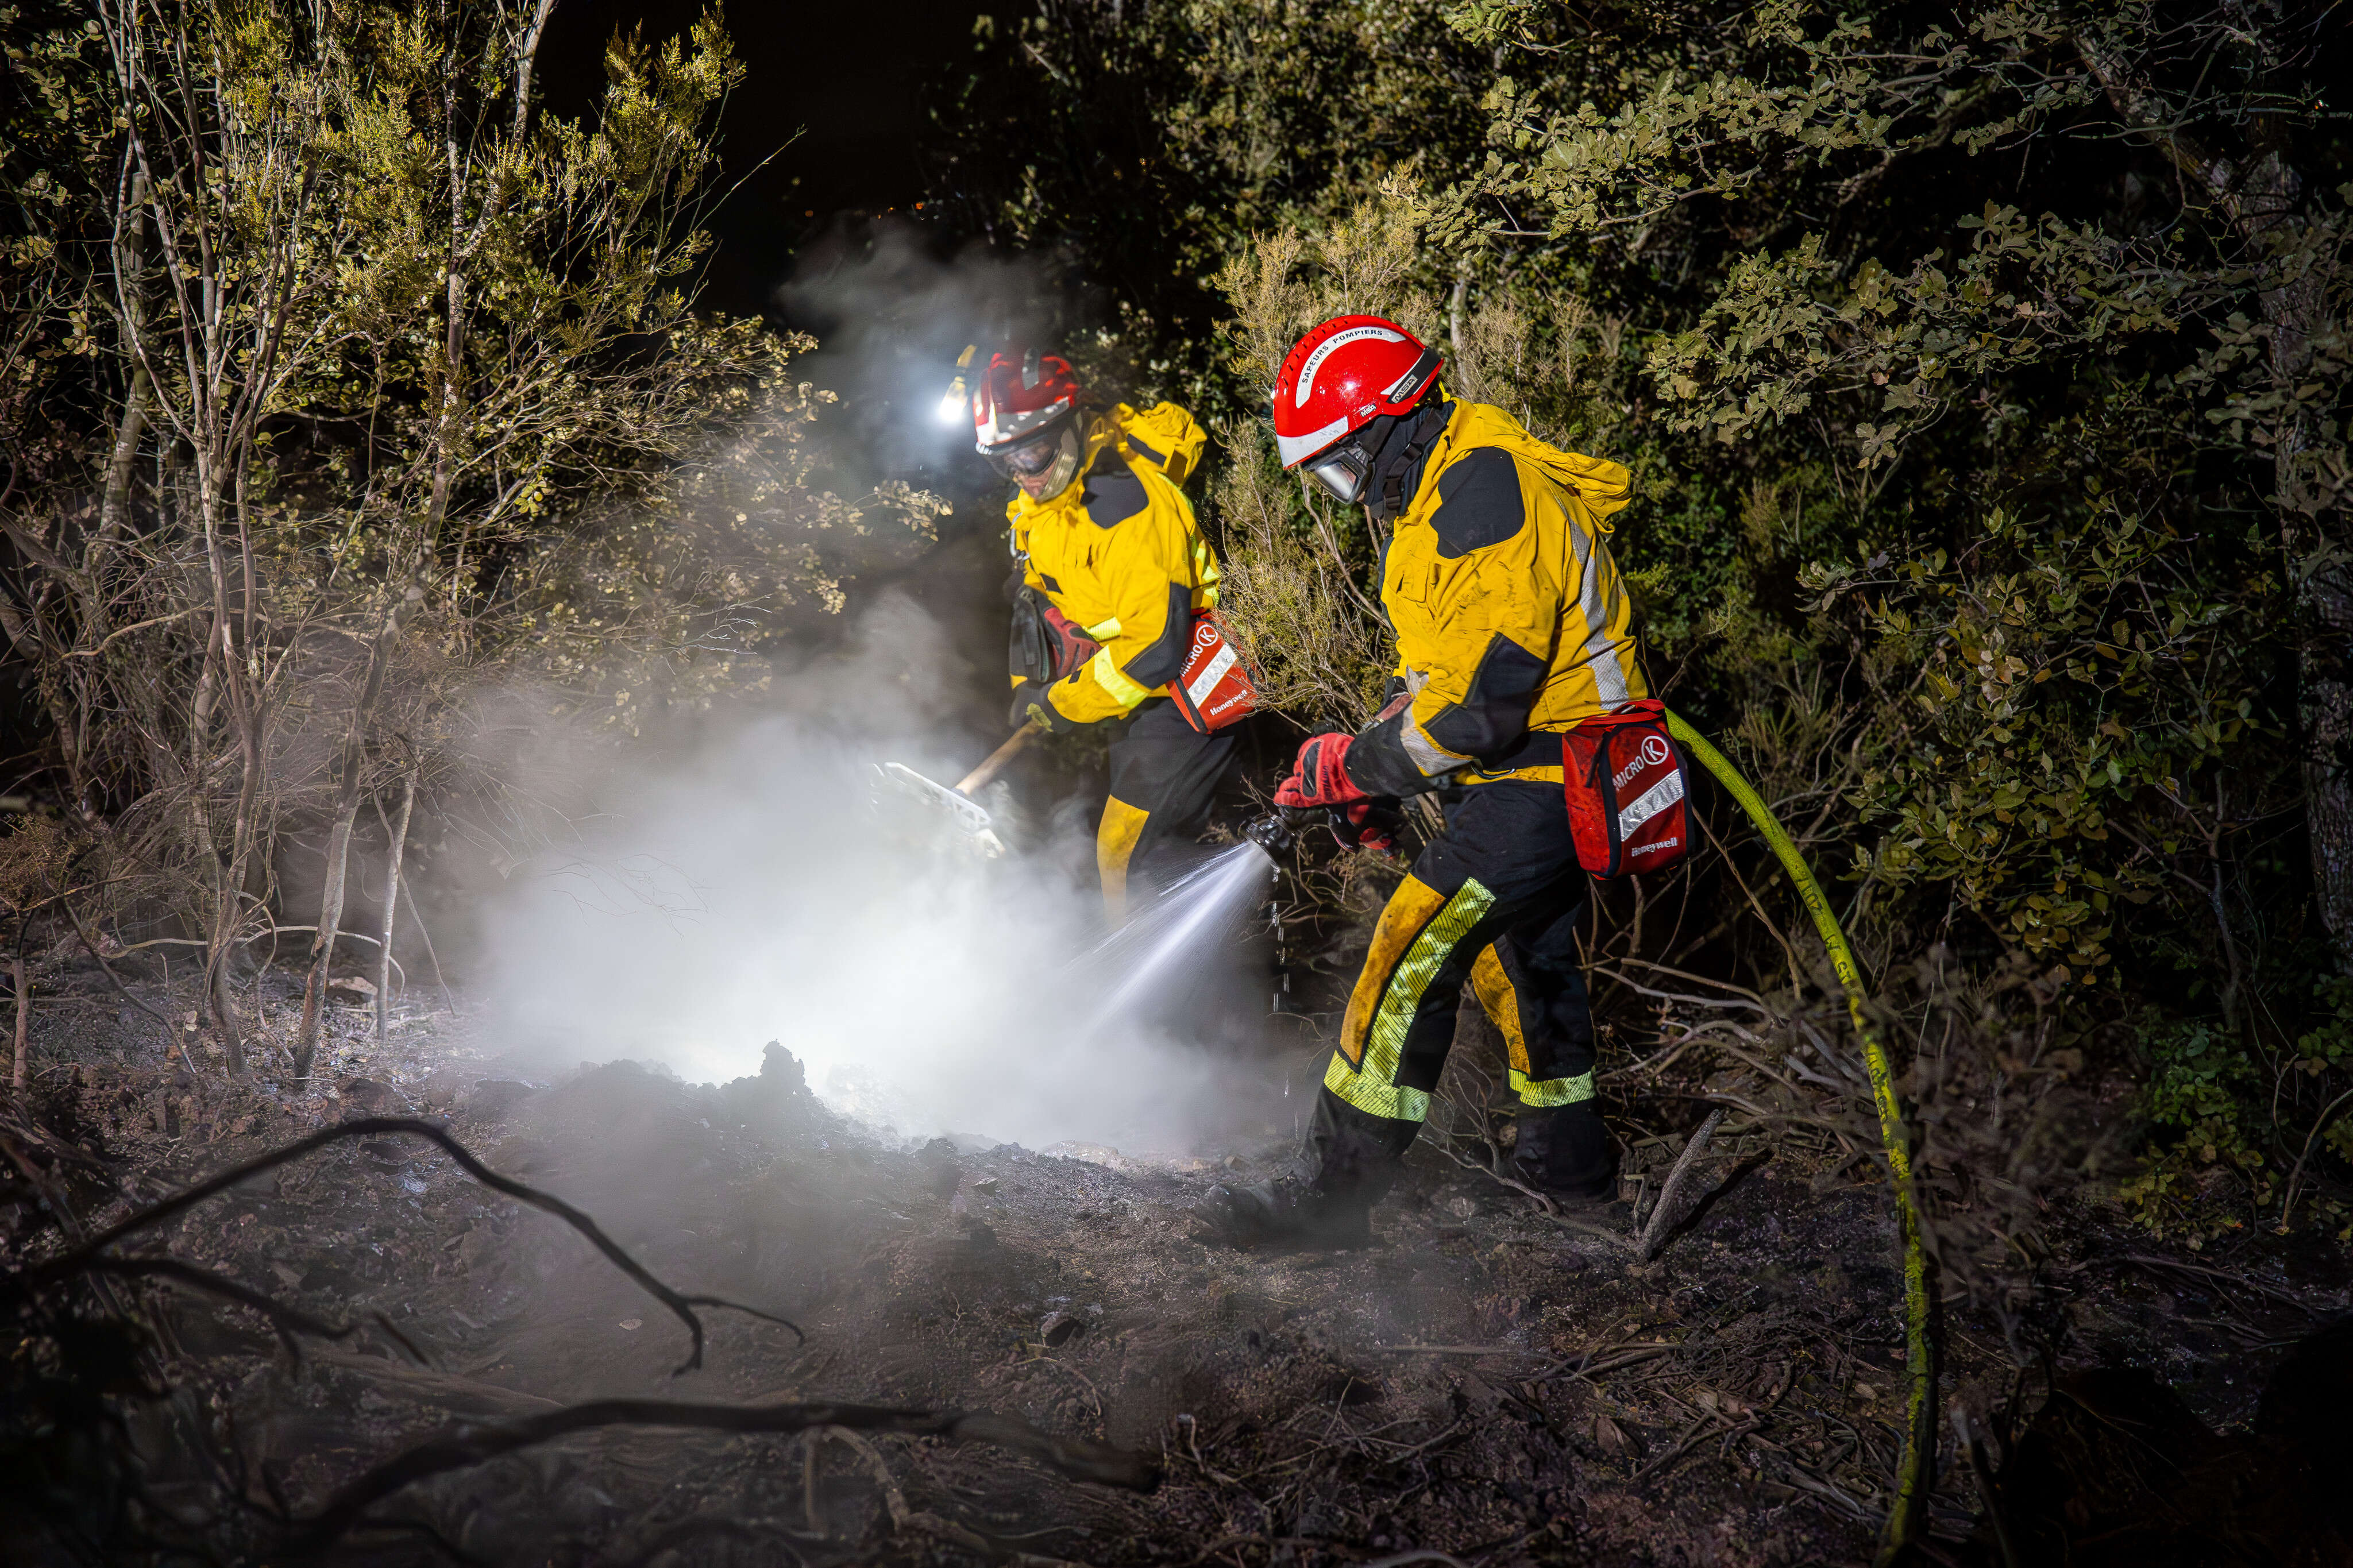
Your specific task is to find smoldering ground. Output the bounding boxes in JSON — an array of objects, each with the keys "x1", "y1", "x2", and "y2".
[{"x1": 37, "y1": 932, "x2": 2346, "y2": 1568}]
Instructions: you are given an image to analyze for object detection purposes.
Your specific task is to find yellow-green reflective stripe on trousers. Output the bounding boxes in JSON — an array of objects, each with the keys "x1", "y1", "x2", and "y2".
[
  {"x1": 1324, "y1": 877, "x2": 1495, "y2": 1122},
  {"x1": 1509, "y1": 1068, "x2": 1596, "y2": 1107}
]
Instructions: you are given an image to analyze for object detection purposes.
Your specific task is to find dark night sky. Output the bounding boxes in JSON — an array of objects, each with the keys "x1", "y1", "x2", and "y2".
[
  {"x1": 535, "y1": 0, "x2": 1034, "y2": 698},
  {"x1": 536, "y1": 0, "x2": 991, "y2": 320}
]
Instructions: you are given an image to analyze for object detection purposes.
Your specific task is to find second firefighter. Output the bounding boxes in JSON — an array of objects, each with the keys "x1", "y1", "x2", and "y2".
[{"x1": 973, "y1": 349, "x2": 1236, "y2": 923}]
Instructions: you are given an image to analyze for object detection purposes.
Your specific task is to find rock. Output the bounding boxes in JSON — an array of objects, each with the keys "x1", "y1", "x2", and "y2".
[
  {"x1": 719, "y1": 1041, "x2": 831, "y2": 1143},
  {"x1": 920, "y1": 1137, "x2": 962, "y2": 1200},
  {"x1": 326, "y1": 975, "x2": 377, "y2": 1006},
  {"x1": 338, "y1": 1076, "x2": 410, "y2": 1114},
  {"x1": 466, "y1": 1079, "x2": 539, "y2": 1116}
]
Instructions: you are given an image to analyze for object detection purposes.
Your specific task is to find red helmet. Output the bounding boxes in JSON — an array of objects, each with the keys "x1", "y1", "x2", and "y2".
[
  {"x1": 1271, "y1": 315, "x2": 1444, "y2": 492},
  {"x1": 973, "y1": 348, "x2": 1085, "y2": 499}
]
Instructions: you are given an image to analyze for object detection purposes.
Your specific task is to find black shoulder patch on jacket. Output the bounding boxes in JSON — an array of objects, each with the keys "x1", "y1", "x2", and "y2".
[
  {"x1": 1428, "y1": 447, "x2": 1526, "y2": 558},
  {"x1": 1121, "y1": 582, "x2": 1195, "y2": 690},
  {"x1": 1082, "y1": 463, "x2": 1150, "y2": 529},
  {"x1": 1124, "y1": 434, "x2": 1166, "y2": 468},
  {"x1": 1423, "y1": 633, "x2": 1546, "y2": 759}
]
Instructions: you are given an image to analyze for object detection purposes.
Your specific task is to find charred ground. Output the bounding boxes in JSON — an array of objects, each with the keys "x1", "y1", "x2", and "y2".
[{"x1": 6, "y1": 952, "x2": 2351, "y2": 1567}]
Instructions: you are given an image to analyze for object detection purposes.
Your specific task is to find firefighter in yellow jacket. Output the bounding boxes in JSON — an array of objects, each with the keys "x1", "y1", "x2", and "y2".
[
  {"x1": 1199, "y1": 315, "x2": 1645, "y2": 1244},
  {"x1": 973, "y1": 349, "x2": 1233, "y2": 922}
]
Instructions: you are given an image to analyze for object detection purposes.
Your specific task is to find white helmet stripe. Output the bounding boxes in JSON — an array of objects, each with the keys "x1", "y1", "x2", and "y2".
[
  {"x1": 1294, "y1": 325, "x2": 1406, "y2": 407},
  {"x1": 1276, "y1": 412, "x2": 1354, "y2": 468}
]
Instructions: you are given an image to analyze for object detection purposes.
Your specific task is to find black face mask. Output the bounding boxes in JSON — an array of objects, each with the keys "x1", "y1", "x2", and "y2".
[
  {"x1": 1368, "y1": 402, "x2": 1449, "y2": 521},
  {"x1": 1300, "y1": 415, "x2": 1399, "y2": 507},
  {"x1": 1301, "y1": 401, "x2": 1450, "y2": 519}
]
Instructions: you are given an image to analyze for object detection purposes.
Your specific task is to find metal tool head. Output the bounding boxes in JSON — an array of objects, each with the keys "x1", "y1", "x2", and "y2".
[{"x1": 869, "y1": 762, "x2": 1006, "y2": 857}]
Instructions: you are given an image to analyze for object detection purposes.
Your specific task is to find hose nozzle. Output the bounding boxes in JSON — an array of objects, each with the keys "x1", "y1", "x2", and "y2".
[{"x1": 1244, "y1": 808, "x2": 1310, "y2": 856}]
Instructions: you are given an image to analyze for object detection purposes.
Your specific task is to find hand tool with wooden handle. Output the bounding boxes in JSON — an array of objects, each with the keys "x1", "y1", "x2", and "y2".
[{"x1": 869, "y1": 720, "x2": 1042, "y2": 855}]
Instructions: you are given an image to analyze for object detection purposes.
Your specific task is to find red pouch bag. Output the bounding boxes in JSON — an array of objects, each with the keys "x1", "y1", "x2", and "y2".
[
  {"x1": 1562, "y1": 698, "x2": 1691, "y2": 878},
  {"x1": 1171, "y1": 611, "x2": 1261, "y2": 733}
]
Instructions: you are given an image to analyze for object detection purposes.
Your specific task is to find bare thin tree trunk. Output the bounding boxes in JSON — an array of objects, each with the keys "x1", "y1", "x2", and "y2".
[
  {"x1": 511, "y1": 0, "x2": 558, "y2": 135},
  {"x1": 296, "y1": 795, "x2": 360, "y2": 1078},
  {"x1": 294, "y1": 589, "x2": 415, "y2": 1083},
  {"x1": 372, "y1": 770, "x2": 416, "y2": 1046},
  {"x1": 188, "y1": 611, "x2": 253, "y2": 1078},
  {"x1": 407, "y1": 893, "x2": 457, "y2": 1015},
  {"x1": 208, "y1": 707, "x2": 265, "y2": 1077},
  {"x1": 11, "y1": 949, "x2": 28, "y2": 1091},
  {"x1": 95, "y1": 366, "x2": 147, "y2": 561}
]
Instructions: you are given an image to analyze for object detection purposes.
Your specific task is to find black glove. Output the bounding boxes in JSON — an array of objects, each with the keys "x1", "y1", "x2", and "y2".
[
  {"x1": 1332, "y1": 800, "x2": 1402, "y2": 856},
  {"x1": 1008, "y1": 679, "x2": 1075, "y2": 733}
]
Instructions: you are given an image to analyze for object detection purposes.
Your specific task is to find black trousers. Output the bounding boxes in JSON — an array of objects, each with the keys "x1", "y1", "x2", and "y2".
[
  {"x1": 1097, "y1": 697, "x2": 1237, "y2": 922},
  {"x1": 1303, "y1": 779, "x2": 1613, "y2": 1202}
]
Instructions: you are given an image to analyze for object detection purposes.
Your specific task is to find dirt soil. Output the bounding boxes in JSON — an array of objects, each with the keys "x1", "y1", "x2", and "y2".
[{"x1": 7, "y1": 957, "x2": 2352, "y2": 1567}]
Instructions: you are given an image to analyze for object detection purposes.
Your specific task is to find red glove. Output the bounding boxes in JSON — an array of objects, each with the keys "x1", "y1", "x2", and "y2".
[
  {"x1": 1039, "y1": 604, "x2": 1101, "y2": 682},
  {"x1": 1274, "y1": 733, "x2": 1368, "y2": 809}
]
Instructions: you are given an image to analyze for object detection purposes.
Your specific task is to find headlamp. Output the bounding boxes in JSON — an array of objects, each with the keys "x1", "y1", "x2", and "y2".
[{"x1": 936, "y1": 343, "x2": 978, "y2": 426}]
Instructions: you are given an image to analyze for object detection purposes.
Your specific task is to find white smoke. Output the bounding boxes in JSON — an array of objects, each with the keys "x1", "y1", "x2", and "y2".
[{"x1": 476, "y1": 590, "x2": 1282, "y2": 1154}]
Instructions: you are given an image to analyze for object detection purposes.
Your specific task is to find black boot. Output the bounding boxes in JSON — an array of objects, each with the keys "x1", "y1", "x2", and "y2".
[
  {"x1": 1193, "y1": 1168, "x2": 1374, "y2": 1247},
  {"x1": 1513, "y1": 1099, "x2": 1617, "y2": 1205},
  {"x1": 1194, "y1": 1088, "x2": 1408, "y2": 1247}
]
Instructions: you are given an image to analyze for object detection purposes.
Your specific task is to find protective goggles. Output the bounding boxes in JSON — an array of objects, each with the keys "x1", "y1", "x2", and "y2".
[
  {"x1": 985, "y1": 426, "x2": 1067, "y2": 480},
  {"x1": 1298, "y1": 415, "x2": 1397, "y2": 505}
]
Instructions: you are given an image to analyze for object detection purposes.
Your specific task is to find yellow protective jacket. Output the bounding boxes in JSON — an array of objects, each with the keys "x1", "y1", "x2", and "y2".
[
  {"x1": 1345, "y1": 400, "x2": 1646, "y2": 795},
  {"x1": 1008, "y1": 403, "x2": 1218, "y2": 727}
]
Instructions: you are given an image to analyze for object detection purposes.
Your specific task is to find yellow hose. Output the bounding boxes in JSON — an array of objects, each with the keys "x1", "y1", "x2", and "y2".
[{"x1": 1664, "y1": 710, "x2": 1933, "y2": 1563}]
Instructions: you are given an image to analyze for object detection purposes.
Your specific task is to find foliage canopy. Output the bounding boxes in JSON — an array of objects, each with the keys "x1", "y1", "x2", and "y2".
[
  {"x1": 0, "y1": 0, "x2": 940, "y2": 1072},
  {"x1": 936, "y1": 0, "x2": 2353, "y2": 1239}
]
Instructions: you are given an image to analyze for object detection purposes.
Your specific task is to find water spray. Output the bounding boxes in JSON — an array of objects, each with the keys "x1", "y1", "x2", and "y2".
[{"x1": 1079, "y1": 840, "x2": 1278, "y2": 1029}]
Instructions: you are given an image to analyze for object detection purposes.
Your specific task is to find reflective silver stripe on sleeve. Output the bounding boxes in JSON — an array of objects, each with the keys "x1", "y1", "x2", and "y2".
[
  {"x1": 1568, "y1": 505, "x2": 1630, "y2": 706},
  {"x1": 1398, "y1": 669, "x2": 1469, "y2": 778}
]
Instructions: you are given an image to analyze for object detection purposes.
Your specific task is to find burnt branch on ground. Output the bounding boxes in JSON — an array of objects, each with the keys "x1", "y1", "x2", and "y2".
[
  {"x1": 26, "y1": 1115, "x2": 800, "y2": 1370},
  {"x1": 295, "y1": 1399, "x2": 1159, "y2": 1555},
  {"x1": 5, "y1": 1111, "x2": 1159, "y2": 1565}
]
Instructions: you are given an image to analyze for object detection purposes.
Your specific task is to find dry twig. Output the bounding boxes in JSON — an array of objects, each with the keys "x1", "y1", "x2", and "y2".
[{"x1": 1637, "y1": 1109, "x2": 1726, "y2": 1261}]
